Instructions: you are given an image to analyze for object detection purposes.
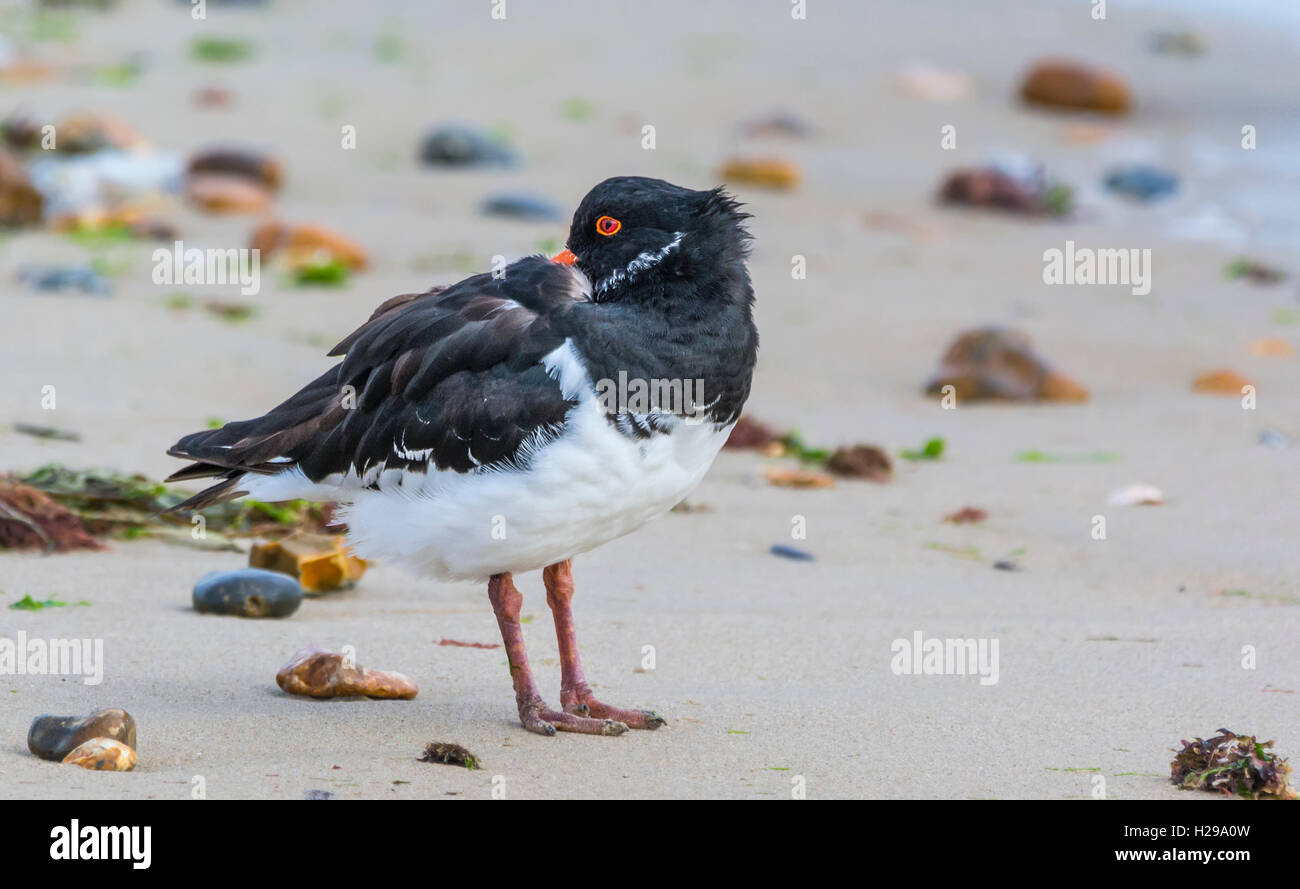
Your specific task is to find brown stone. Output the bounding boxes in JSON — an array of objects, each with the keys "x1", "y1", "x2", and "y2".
[
  {"x1": 57, "y1": 114, "x2": 141, "y2": 153},
  {"x1": 28, "y1": 709, "x2": 136, "y2": 761},
  {"x1": 1193, "y1": 369, "x2": 1253, "y2": 395},
  {"x1": 1248, "y1": 337, "x2": 1292, "y2": 357},
  {"x1": 0, "y1": 148, "x2": 43, "y2": 227},
  {"x1": 724, "y1": 415, "x2": 778, "y2": 450},
  {"x1": 1020, "y1": 60, "x2": 1132, "y2": 114},
  {"x1": 249, "y1": 531, "x2": 367, "y2": 594},
  {"x1": 938, "y1": 168, "x2": 1060, "y2": 215},
  {"x1": 62, "y1": 738, "x2": 137, "y2": 771},
  {"x1": 719, "y1": 156, "x2": 801, "y2": 190},
  {"x1": 763, "y1": 467, "x2": 834, "y2": 489},
  {"x1": 944, "y1": 506, "x2": 988, "y2": 524},
  {"x1": 250, "y1": 221, "x2": 368, "y2": 270},
  {"x1": 925, "y1": 327, "x2": 1089, "y2": 403},
  {"x1": 187, "y1": 148, "x2": 283, "y2": 190},
  {"x1": 186, "y1": 173, "x2": 272, "y2": 214},
  {"x1": 276, "y1": 645, "x2": 418, "y2": 700},
  {"x1": 194, "y1": 86, "x2": 233, "y2": 108},
  {"x1": 826, "y1": 445, "x2": 892, "y2": 482}
]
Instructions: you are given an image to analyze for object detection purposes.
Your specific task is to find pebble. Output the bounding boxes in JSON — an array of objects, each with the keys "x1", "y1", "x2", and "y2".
[
  {"x1": 1259, "y1": 430, "x2": 1289, "y2": 449},
  {"x1": 762, "y1": 467, "x2": 834, "y2": 489},
  {"x1": 1104, "y1": 165, "x2": 1178, "y2": 201},
  {"x1": 1148, "y1": 31, "x2": 1206, "y2": 57},
  {"x1": 724, "y1": 416, "x2": 778, "y2": 450},
  {"x1": 194, "y1": 86, "x2": 233, "y2": 107},
  {"x1": 187, "y1": 147, "x2": 283, "y2": 191},
  {"x1": 186, "y1": 173, "x2": 272, "y2": 213},
  {"x1": 944, "y1": 507, "x2": 988, "y2": 524},
  {"x1": 1020, "y1": 60, "x2": 1132, "y2": 114},
  {"x1": 1192, "y1": 369, "x2": 1253, "y2": 396},
  {"x1": 719, "y1": 156, "x2": 801, "y2": 190},
  {"x1": 418, "y1": 124, "x2": 518, "y2": 167},
  {"x1": 826, "y1": 445, "x2": 892, "y2": 482},
  {"x1": 939, "y1": 166, "x2": 1071, "y2": 216},
  {"x1": 1107, "y1": 484, "x2": 1165, "y2": 507},
  {"x1": 925, "y1": 327, "x2": 1089, "y2": 402},
  {"x1": 770, "y1": 544, "x2": 815, "y2": 562},
  {"x1": 248, "y1": 532, "x2": 366, "y2": 594},
  {"x1": 28, "y1": 708, "x2": 137, "y2": 762},
  {"x1": 193, "y1": 568, "x2": 303, "y2": 617},
  {"x1": 250, "y1": 221, "x2": 369, "y2": 270},
  {"x1": 0, "y1": 147, "x2": 42, "y2": 226},
  {"x1": 62, "y1": 738, "x2": 136, "y2": 771},
  {"x1": 480, "y1": 192, "x2": 564, "y2": 222},
  {"x1": 18, "y1": 265, "x2": 111, "y2": 296},
  {"x1": 52, "y1": 114, "x2": 142, "y2": 154},
  {"x1": 276, "y1": 644, "x2": 418, "y2": 699},
  {"x1": 1247, "y1": 337, "x2": 1292, "y2": 357},
  {"x1": 895, "y1": 63, "x2": 974, "y2": 102},
  {"x1": 738, "y1": 110, "x2": 815, "y2": 139}
]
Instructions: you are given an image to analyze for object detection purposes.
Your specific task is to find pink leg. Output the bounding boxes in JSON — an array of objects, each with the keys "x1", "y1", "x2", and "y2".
[
  {"x1": 487, "y1": 573, "x2": 627, "y2": 736},
  {"x1": 543, "y1": 561, "x2": 666, "y2": 730}
]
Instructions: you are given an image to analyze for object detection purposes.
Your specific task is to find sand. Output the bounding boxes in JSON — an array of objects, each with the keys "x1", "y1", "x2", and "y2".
[{"x1": 1, "y1": 0, "x2": 1298, "y2": 799}]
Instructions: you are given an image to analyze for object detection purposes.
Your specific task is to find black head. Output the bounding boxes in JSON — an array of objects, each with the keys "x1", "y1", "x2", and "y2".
[{"x1": 558, "y1": 176, "x2": 751, "y2": 302}]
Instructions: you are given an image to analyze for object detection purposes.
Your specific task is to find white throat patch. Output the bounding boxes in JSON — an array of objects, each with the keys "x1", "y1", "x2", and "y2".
[{"x1": 594, "y1": 231, "x2": 686, "y2": 296}]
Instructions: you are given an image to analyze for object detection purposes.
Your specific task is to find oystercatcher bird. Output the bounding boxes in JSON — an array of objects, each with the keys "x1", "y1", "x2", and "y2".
[{"x1": 166, "y1": 176, "x2": 757, "y2": 736}]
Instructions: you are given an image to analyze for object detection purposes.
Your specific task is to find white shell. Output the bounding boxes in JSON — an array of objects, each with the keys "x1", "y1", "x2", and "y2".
[{"x1": 1107, "y1": 483, "x2": 1165, "y2": 507}]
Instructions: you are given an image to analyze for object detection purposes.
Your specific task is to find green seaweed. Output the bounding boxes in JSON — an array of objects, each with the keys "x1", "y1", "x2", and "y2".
[
  {"x1": 192, "y1": 36, "x2": 254, "y2": 64},
  {"x1": 900, "y1": 437, "x2": 945, "y2": 461}
]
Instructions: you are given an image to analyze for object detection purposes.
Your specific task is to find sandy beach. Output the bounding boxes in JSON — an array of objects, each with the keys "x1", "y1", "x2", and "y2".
[{"x1": 1, "y1": 0, "x2": 1298, "y2": 800}]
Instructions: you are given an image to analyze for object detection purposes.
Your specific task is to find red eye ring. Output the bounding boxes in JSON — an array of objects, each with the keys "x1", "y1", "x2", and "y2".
[{"x1": 595, "y1": 215, "x2": 621, "y2": 236}]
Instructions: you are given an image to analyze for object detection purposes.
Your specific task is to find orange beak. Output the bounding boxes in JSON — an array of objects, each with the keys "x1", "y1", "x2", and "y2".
[{"x1": 551, "y1": 248, "x2": 577, "y2": 265}]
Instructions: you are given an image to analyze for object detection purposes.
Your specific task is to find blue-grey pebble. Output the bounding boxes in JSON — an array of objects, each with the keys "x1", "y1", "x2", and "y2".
[
  {"x1": 1104, "y1": 165, "x2": 1179, "y2": 201},
  {"x1": 481, "y1": 192, "x2": 564, "y2": 221},
  {"x1": 770, "y1": 544, "x2": 815, "y2": 562},
  {"x1": 418, "y1": 124, "x2": 518, "y2": 167},
  {"x1": 193, "y1": 568, "x2": 302, "y2": 618}
]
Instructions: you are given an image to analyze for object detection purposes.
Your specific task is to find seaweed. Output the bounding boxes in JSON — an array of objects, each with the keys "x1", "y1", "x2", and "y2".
[
  {"x1": 1170, "y1": 728, "x2": 1297, "y2": 800},
  {"x1": 418, "y1": 742, "x2": 480, "y2": 770},
  {"x1": 10, "y1": 463, "x2": 333, "y2": 546},
  {"x1": 900, "y1": 437, "x2": 945, "y2": 461},
  {"x1": 192, "y1": 36, "x2": 254, "y2": 64}
]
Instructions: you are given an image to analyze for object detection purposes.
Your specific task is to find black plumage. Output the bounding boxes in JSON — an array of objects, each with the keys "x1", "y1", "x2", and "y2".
[{"x1": 166, "y1": 176, "x2": 757, "y2": 511}]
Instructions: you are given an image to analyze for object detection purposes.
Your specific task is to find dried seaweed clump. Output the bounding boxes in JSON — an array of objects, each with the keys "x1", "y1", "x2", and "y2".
[
  {"x1": 1170, "y1": 728, "x2": 1297, "y2": 800},
  {"x1": 418, "y1": 742, "x2": 480, "y2": 770},
  {"x1": 10, "y1": 463, "x2": 334, "y2": 547},
  {"x1": 0, "y1": 476, "x2": 102, "y2": 553}
]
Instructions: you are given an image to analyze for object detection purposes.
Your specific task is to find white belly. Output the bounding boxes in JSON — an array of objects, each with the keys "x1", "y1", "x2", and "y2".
[{"x1": 339, "y1": 403, "x2": 731, "y2": 581}]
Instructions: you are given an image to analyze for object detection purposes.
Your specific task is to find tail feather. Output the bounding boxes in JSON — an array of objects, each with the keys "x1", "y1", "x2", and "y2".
[
  {"x1": 164, "y1": 364, "x2": 344, "y2": 511},
  {"x1": 165, "y1": 476, "x2": 248, "y2": 514},
  {"x1": 164, "y1": 460, "x2": 229, "y2": 482}
]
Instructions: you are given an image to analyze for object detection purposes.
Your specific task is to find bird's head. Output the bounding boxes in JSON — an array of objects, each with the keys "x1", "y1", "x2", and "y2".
[{"x1": 553, "y1": 176, "x2": 751, "y2": 303}]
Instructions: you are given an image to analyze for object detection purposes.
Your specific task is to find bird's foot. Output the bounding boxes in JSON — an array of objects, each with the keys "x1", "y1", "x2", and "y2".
[
  {"x1": 517, "y1": 694, "x2": 627, "y2": 737},
  {"x1": 562, "y1": 688, "x2": 667, "y2": 731}
]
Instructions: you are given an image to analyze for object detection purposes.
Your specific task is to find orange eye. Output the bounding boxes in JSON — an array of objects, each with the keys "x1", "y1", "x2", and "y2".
[{"x1": 595, "y1": 215, "x2": 621, "y2": 237}]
